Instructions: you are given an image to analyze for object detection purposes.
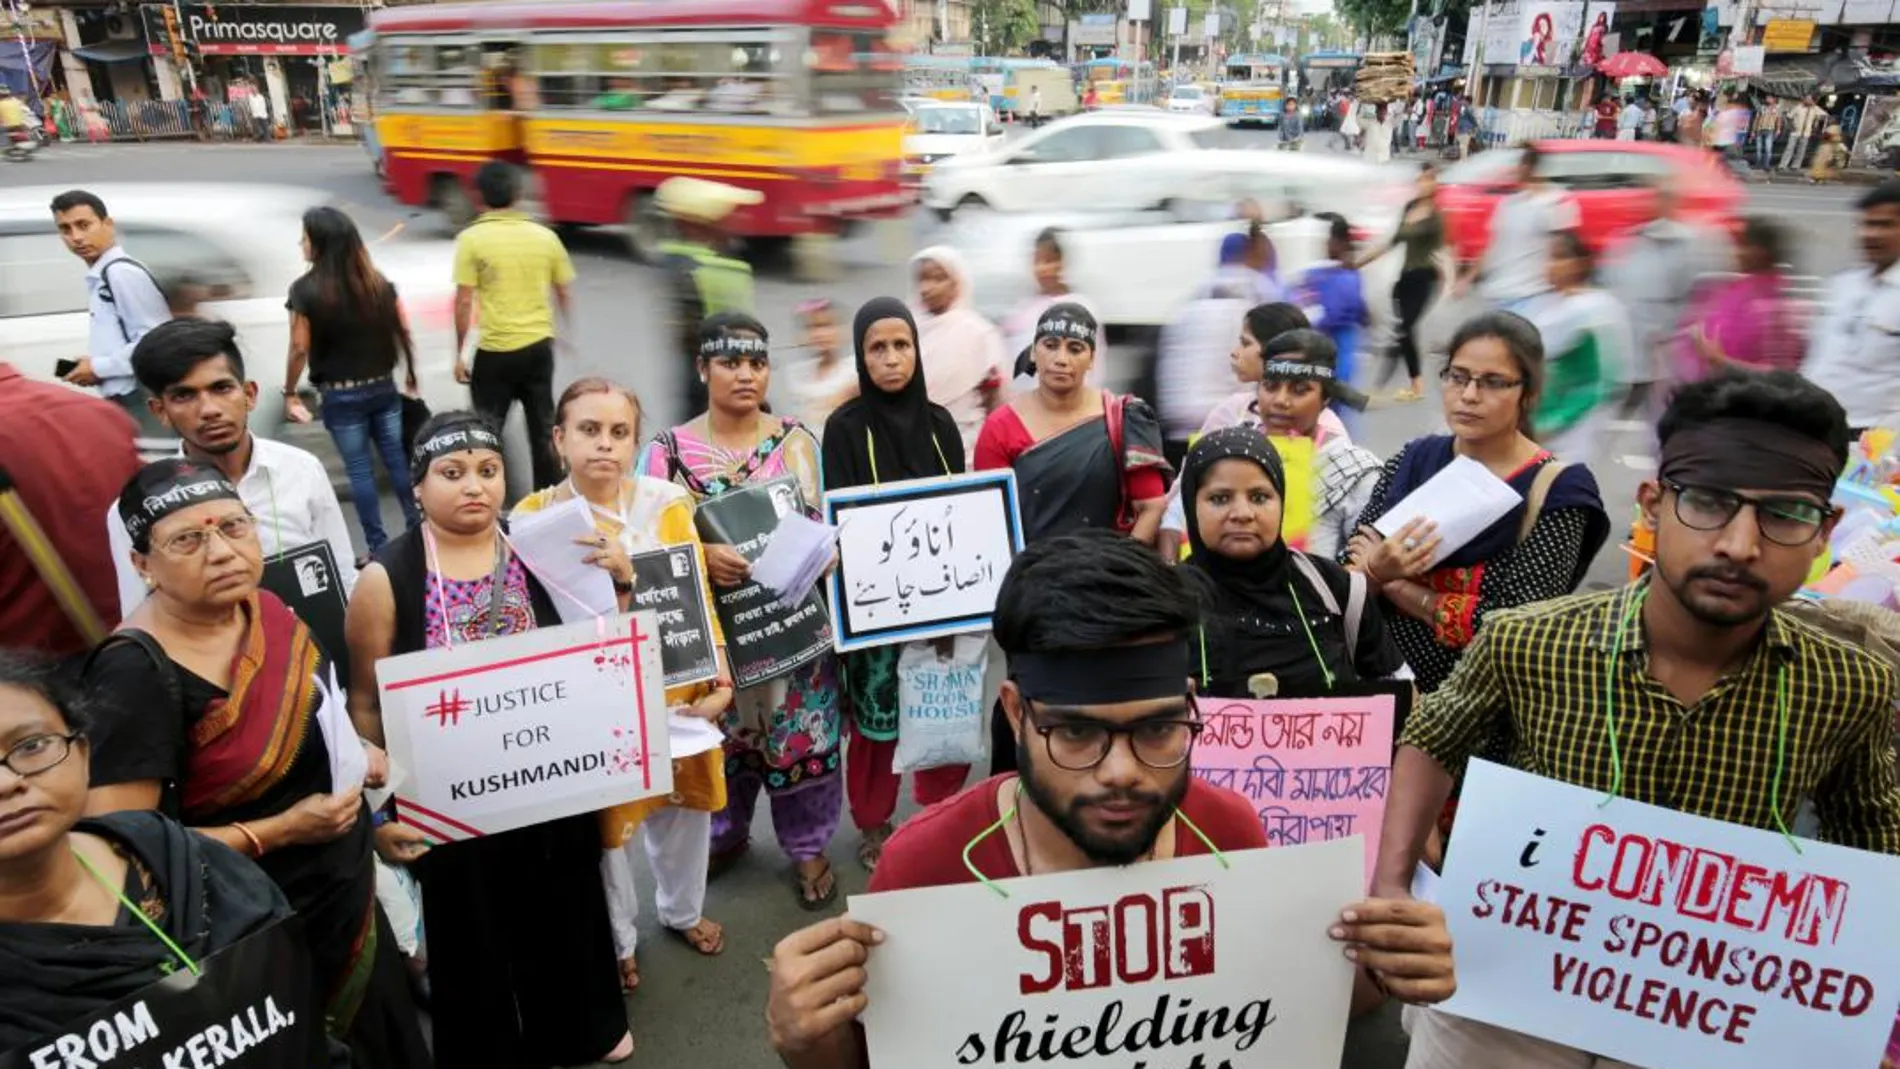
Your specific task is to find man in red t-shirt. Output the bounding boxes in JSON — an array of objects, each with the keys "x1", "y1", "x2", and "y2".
[
  {"x1": 765, "y1": 531, "x2": 1458, "y2": 1069},
  {"x1": 1593, "y1": 94, "x2": 1621, "y2": 139}
]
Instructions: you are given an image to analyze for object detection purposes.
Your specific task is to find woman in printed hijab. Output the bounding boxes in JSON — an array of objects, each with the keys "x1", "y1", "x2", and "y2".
[
  {"x1": 821, "y1": 298, "x2": 970, "y2": 872},
  {"x1": 1180, "y1": 426, "x2": 1407, "y2": 700}
]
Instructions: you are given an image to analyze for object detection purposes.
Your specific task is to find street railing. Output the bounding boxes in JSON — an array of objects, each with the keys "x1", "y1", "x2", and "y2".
[{"x1": 80, "y1": 100, "x2": 289, "y2": 143}]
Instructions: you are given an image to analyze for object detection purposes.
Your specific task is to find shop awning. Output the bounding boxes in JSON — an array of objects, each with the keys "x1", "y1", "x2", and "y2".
[{"x1": 73, "y1": 40, "x2": 152, "y2": 65}]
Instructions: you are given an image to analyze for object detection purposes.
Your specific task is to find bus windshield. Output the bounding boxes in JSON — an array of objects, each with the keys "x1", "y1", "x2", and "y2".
[{"x1": 811, "y1": 28, "x2": 902, "y2": 115}]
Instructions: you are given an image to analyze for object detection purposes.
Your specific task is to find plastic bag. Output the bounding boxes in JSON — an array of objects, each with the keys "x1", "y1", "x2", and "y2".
[{"x1": 893, "y1": 636, "x2": 988, "y2": 773}]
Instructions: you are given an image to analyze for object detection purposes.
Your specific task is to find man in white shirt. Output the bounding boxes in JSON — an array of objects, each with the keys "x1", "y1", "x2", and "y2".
[
  {"x1": 1460, "y1": 143, "x2": 1578, "y2": 312},
  {"x1": 1779, "y1": 94, "x2": 1823, "y2": 171},
  {"x1": 51, "y1": 189, "x2": 172, "y2": 437},
  {"x1": 105, "y1": 318, "x2": 359, "y2": 616},
  {"x1": 1803, "y1": 180, "x2": 1900, "y2": 434}
]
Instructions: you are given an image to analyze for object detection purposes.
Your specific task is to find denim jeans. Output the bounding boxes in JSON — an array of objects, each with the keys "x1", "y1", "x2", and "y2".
[
  {"x1": 320, "y1": 379, "x2": 418, "y2": 551},
  {"x1": 1756, "y1": 131, "x2": 1776, "y2": 170}
]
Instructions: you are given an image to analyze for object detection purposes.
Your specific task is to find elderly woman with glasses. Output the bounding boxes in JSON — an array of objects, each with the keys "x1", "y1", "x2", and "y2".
[
  {"x1": 1345, "y1": 313, "x2": 1611, "y2": 695},
  {"x1": 80, "y1": 458, "x2": 430, "y2": 1068}
]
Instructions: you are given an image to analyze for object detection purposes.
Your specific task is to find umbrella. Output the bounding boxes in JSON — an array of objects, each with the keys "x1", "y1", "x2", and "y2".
[{"x1": 1597, "y1": 52, "x2": 1669, "y2": 79}]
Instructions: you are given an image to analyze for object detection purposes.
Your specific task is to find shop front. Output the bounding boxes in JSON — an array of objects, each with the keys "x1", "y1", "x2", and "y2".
[{"x1": 140, "y1": 3, "x2": 366, "y2": 134}]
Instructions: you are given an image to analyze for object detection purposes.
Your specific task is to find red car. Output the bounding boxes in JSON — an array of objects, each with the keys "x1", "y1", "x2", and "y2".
[{"x1": 1436, "y1": 140, "x2": 1746, "y2": 264}]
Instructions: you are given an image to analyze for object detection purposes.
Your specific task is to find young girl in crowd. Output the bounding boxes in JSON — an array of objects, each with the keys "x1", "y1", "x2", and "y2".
[
  {"x1": 999, "y1": 229, "x2": 1106, "y2": 391},
  {"x1": 511, "y1": 379, "x2": 735, "y2": 988}
]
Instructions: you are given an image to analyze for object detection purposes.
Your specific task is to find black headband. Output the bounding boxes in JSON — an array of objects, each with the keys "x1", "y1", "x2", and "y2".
[
  {"x1": 1010, "y1": 639, "x2": 1194, "y2": 706},
  {"x1": 1035, "y1": 310, "x2": 1097, "y2": 347},
  {"x1": 122, "y1": 468, "x2": 240, "y2": 550},
  {"x1": 411, "y1": 422, "x2": 504, "y2": 484},
  {"x1": 1659, "y1": 418, "x2": 1839, "y2": 501},
  {"x1": 700, "y1": 334, "x2": 770, "y2": 361},
  {"x1": 1261, "y1": 359, "x2": 1335, "y2": 381}
]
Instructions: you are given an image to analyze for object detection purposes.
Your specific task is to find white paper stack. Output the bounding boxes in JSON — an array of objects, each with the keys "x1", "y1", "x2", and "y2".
[
  {"x1": 507, "y1": 494, "x2": 618, "y2": 622},
  {"x1": 749, "y1": 511, "x2": 837, "y2": 609},
  {"x1": 1370, "y1": 455, "x2": 1525, "y2": 568}
]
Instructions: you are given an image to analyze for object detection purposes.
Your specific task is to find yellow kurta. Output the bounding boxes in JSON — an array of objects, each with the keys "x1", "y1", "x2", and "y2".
[{"x1": 511, "y1": 476, "x2": 728, "y2": 848}]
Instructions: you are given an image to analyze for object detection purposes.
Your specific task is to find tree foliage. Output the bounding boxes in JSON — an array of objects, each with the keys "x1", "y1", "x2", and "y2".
[
  {"x1": 1335, "y1": 0, "x2": 1412, "y2": 37},
  {"x1": 971, "y1": 0, "x2": 1043, "y2": 54}
]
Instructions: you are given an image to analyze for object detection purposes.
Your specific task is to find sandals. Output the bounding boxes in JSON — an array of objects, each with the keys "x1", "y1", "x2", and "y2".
[
  {"x1": 1393, "y1": 387, "x2": 1423, "y2": 403},
  {"x1": 795, "y1": 858, "x2": 838, "y2": 912},
  {"x1": 667, "y1": 917, "x2": 726, "y2": 956},
  {"x1": 857, "y1": 824, "x2": 892, "y2": 873}
]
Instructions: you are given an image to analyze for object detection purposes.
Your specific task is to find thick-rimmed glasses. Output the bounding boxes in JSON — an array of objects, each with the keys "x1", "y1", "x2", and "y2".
[
  {"x1": 1020, "y1": 695, "x2": 1204, "y2": 771},
  {"x1": 0, "y1": 732, "x2": 81, "y2": 778},
  {"x1": 1666, "y1": 481, "x2": 1832, "y2": 547},
  {"x1": 1439, "y1": 367, "x2": 1524, "y2": 394},
  {"x1": 159, "y1": 514, "x2": 257, "y2": 558}
]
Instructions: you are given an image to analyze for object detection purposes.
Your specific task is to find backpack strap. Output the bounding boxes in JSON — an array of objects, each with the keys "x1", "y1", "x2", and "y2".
[
  {"x1": 98, "y1": 256, "x2": 161, "y2": 344},
  {"x1": 83, "y1": 629, "x2": 183, "y2": 719},
  {"x1": 1290, "y1": 551, "x2": 1368, "y2": 665},
  {"x1": 1516, "y1": 460, "x2": 1568, "y2": 545}
]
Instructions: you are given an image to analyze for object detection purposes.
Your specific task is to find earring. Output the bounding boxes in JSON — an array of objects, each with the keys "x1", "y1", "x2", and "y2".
[{"x1": 142, "y1": 575, "x2": 155, "y2": 589}]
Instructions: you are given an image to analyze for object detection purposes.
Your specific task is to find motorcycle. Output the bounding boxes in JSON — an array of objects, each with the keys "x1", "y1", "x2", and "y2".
[{"x1": 4, "y1": 128, "x2": 38, "y2": 162}]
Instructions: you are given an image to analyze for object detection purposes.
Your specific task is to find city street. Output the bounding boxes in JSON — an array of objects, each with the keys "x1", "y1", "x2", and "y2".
[{"x1": 9, "y1": 136, "x2": 1869, "y2": 1068}]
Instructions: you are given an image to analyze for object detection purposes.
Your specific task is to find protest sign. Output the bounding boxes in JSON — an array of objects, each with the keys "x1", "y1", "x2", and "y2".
[
  {"x1": 824, "y1": 470, "x2": 1025, "y2": 652},
  {"x1": 626, "y1": 544, "x2": 719, "y2": 688},
  {"x1": 260, "y1": 541, "x2": 349, "y2": 681},
  {"x1": 377, "y1": 612, "x2": 672, "y2": 842},
  {"x1": 1435, "y1": 761, "x2": 1900, "y2": 1069},
  {"x1": 0, "y1": 918, "x2": 326, "y2": 1069},
  {"x1": 1190, "y1": 690, "x2": 1400, "y2": 886},
  {"x1": 693, "y1": 477, "x2": 833, "y2": 687},
  {"x1": 849, "y1": 836, "x2": 1361, "y2": 1069}
]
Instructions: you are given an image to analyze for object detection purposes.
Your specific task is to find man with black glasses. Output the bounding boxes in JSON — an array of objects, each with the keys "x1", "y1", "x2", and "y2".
[
  {"x1": 765, "y1": 530, "x2": 1457, "y2": 1069},
  {"x1": 1378, "y1": 368, "x2": 1900, "y2": 1068}
]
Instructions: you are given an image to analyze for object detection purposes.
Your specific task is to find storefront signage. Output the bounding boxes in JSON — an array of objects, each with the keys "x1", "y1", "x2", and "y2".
[
  {"x1": 141, "y1": 4, "x2": 366, "y2": 57},
  {"x1": 1762, "y1": 19, "x2": 1815, "y2": 52}
]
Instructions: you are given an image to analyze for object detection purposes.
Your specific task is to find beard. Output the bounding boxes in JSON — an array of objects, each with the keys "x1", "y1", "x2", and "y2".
[{"x1": 1016, "y1": 731, "x2": 1190, "y2": 867}]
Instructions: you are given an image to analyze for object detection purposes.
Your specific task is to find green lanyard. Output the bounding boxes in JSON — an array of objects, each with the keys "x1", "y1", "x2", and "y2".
[
  {"x1": 866, "y1": 428, "x2": 951, "y2": 488},
  {"x1": 959, "y1": 781, "x2": 1231, "y2": 899},
  {"x1": 72, "y1": 846, "x2": 203, "y2": 976}
]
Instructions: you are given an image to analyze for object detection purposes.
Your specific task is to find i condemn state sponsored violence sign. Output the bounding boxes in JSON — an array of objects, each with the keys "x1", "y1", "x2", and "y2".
[
  {"x1": 1435, "y1": 761, "x2": 1900, "y2": 1069},
  {"x1": 141, "y1": 4, "x2": 366, "y2": 57}
]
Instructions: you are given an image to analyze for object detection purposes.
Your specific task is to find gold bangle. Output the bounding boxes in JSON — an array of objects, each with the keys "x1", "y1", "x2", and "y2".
[{"x1": 232, "y1": 821, "x2": 265, "y2": 858}]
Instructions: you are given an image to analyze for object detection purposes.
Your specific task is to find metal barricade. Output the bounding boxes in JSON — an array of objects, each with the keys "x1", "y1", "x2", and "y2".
[{"x1": 94, "y1": 99, "x2": 195, "y2": 141}]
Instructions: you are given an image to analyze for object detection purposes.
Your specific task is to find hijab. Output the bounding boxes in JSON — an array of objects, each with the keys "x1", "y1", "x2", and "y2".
[
  {"x1": 820, "y1": 297, "x2": 966, "y2": 491},
  {"x1": 910, "y1": 245, "x2": 1008, "y2": 409},
  {"x1": 1179, "y1": 426, "x2": 1291, "y2": 608}
]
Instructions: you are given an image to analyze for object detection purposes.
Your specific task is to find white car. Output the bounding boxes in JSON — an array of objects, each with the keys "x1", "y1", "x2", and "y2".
[
  {"x1": 946, "y1": 156, "x2": 1416, "y2": 329},
  {"x1": 922, "y1": 111, "x2": 1229, "y2": 219},
  {"x1": 904, "y1": 102, "x2": 1006, "y2": 178},
  {"x1": 1165, "y1": 85, "x2": 1214, "y2": 116},
  {"x1": 0, "y1": 184, "x2": 466, "y2": 476}
]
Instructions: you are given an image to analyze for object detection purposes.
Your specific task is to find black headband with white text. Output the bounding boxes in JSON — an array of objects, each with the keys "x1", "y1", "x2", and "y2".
[
  {"x1": 1261, "y1": 360, "x2": 1335, "y2": 381},
  {"x1": 122, "y1": 469, "x2": 240, "y2": 549},
  {"x1": 411, "y1": 423, "x2": 505, "y2": 484},
  {"x1": 1010, "y1": 639, "x2": 1195, "y2": 706},
  {"x1": 700, "y1": 334, "x2": 771, "y2": 361}
]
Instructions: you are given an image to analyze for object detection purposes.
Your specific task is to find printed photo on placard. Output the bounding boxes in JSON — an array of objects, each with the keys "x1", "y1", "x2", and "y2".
[
  {"x1": 824, "y1": 470, "x2": 1025, "y2": 653},
  {"x1": 692, "y1": 477, "x2": 833, "y2": 688},
  {"x1": 626, "y1": 544, "x2": 719, "y2": 688},
  {"x1": 260, "y1": 541, "x2": 350, "y2": 679}
]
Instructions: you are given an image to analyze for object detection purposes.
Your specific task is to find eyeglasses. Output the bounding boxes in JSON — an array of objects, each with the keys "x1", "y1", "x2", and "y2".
[
  {"x1": 1021, "y1": 696, "x2": 1204, "y2": 771},
  {"x1": 0, "y1": 732, "x2": 81, "y2": 778},
  {"x1": 1666, "y1": 481, "x2": 1833, "y2": 547},
  {"x1": 159, "y1": 514, "x2": 257, "y2": 557},
  {"x1": 1439, "y1": 367, "x2": 1524, "y2": 394}
]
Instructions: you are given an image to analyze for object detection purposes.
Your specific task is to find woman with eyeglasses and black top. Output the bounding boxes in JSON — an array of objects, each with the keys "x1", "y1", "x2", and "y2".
[{"x1": 1345, "y1": 312, "x2": 1611, "y2": 695}]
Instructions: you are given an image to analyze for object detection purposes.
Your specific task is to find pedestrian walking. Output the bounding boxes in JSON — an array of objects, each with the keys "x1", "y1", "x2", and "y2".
[
  {"x1": 1592, "y1": 92, "x2": 1619, "y2": 139},
  {"x1": 788, "y1": 298, "x2": 857, "y2": 430},
  {"x1": 0, "y1": 361, "x2": 140, "y2": 656},
  {"x1": 104, "y1": 318, "x2": 360, "y2": 616},
  {"x1": 658, "y1": 175, "x2": 759, "y2": 425},
  {"x1": 1027, "y1": 84, "x2": 1042, "y2": 127},
  {"x1": 283, "y1": 206, "x2": 423, "y2": 558},
  {"x1": 1358, "y1": 164, "x2": 1446, "y2": 402},
  {"x1": 248, "y1": 84, "x2": 271, "y2": 141},
  {"x1": 1753, "y1": 94, "x2": 1782, "y2": 170},
  {"x1": 1616, "y1": 94, "x2": 1645, "y2": 141},
  {"x1": 1293, "y1": 214, "x2": 1372, "y2": 437},
  {"x1": 1384, "y1": 368, "x2": 1900, "y2": 1067},
  {"x1": 1601, "y1": 179, "x2": 1726, "y2": 419},
  {"x1": 1780, "y1": 94, "x2": 1823, "y2": 170},
  {"x1": 451, "y1": 161, "x2": 576, "y2": 491},
  {"x1": 1677, "y1": 218, "x2": 1805, "y2": 379},
  {"x1": 1518, "y1": 231, "x2": 1635, "y2": 470},
  {"x1": 910, "y1": 246, "x2": 1008, "y2": 459},
  {"x1": 1157, "y1": 301, "x2": 1311, "y2": 478},
  {"x1": 1455, "y1": 95, "x2": 1478, "y2": 157},
  {"x1": 1804, "y1": 180, "x2": 1900, "y2": 434},
  {"x1": 1458, "y1": 144, "x2": 1578, "y2": 313},
  {"x1": 49, "y1": 190, "x2": 172, "y2": 438},
  {"x1": 1278, "y1": 91, "x2": 1304, "y2": 149}
]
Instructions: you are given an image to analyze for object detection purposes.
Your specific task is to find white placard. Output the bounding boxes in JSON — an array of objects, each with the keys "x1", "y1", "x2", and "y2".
[
  {"x1": 1370, "y1": 455, "x2": 1525, "y2": 568},
  {"x1": 1436, "y1": 761, "x2": 1900, "y2": 1069},
  {"x1": 849, "y1": 837, "x2": 1361, "y2": 1069},
  {"x1": 824, "y1": 470, "x2": 1025, "y2": 653},
  {"x1": 377, "y1": 612, "x2": 672, "y2": 842}
]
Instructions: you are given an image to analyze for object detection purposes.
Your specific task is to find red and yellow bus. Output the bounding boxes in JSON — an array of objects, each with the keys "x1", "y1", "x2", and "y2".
[{"x1": 369, "y1": 0, "x2": 910, "y2": 260}]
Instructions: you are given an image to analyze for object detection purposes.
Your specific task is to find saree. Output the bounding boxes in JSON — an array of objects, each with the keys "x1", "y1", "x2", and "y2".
[
  {"x1": 995, "y1": 392, "x2": 1170, "y2": 543},
  {"x1": 0, "y1": 811, "x2": 289, "y2": 1055}
]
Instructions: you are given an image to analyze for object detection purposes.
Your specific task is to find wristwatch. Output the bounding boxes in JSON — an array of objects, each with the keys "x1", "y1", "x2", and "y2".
[{"x1": 612, "y1": 575, "x2": 634, "y2": 593}]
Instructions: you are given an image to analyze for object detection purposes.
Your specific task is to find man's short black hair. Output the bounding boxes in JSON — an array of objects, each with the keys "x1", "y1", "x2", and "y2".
[
  {"x1": 49, "y1": 189, "x2": 108, "y2": 220},
  {"x1": 475, "y1": 162, "x2": 519, "y2": 210},
  {"x1": 1659, "y1": 368, "x2": 1850, "y2": 473},
  {"x1": 993, "y1": 530, "x2": 1199, "y2": 656},
  {"x1": 131, "y1": 318, "x2": 246, "y2": 396},
  {"x1": 1858, "y1": 179, "x2": 1900, "y2": 213}
]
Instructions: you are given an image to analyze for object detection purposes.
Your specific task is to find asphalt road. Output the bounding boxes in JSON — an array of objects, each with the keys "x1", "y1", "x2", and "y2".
[{"x1": 11, "y1": 134, "x2": 1867, "y2": 1069}]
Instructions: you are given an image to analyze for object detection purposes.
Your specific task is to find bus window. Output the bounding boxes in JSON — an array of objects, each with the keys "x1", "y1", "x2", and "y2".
[
  {"x1": 810, "y1": 29, "x2": 900, "y2": 115},
  {"x1": 380, "y1": 41, "x2": 482, "y2": 108},
  {"x1": 529, "y1": 36, "x2": 790, "y2": 114}
]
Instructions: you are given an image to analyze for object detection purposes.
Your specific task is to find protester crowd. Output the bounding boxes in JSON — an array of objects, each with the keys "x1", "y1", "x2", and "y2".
[{"x1": 3, "y1": 151, "x2": 1900, "y2": 1069}]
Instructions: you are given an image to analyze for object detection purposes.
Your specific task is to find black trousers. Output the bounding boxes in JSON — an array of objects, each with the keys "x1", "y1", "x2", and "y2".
[
  {"x1": 469, "y1": 338, "x2": 560, "y2": 491},
  {"x1": 1387, "y1": 266, "x2": 1439, "y2": 384}
]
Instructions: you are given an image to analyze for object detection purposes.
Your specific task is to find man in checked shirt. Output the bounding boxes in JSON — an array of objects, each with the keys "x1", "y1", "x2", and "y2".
[{"x1": 1377, "y1": 367, "x2": 1900, "y2": 1069}]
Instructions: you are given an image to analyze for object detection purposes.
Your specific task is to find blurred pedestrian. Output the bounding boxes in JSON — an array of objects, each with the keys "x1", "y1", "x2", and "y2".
[
  {"x1": 1458, "y1": 143, "x2": 1577, "y2": 313},
  {"x1": 1601, "y1": 179, "x2": 1725, "y2": 416},
  {"x1": 1279, "y1": 92, "x2": 1304, "y2": 150},
  {"x1": 1593, "y1": 92, "x2": 1619, "y2": 139},
  {"x1": 1519, "y1": 231, "x2": 1634, "y2": 469},
  {"x1": 1677, "y1": 218, "x2": 1804, "y2": 380},
  {"x1": 1810, "y1": 123, "x2": 1845, "y2": 183},
  {"x1": 1000, "y1": 228, "x2": 1105, "y2": 391},
  {"x1": 1780, "y1": 94, "x2": 1824, "y2": 170},
  {"x1": 1804, "y1": 180, "x2": 1900, "y2": 434},
  {"x1": 788, "y1": 298, "x2": 856, "y2": 430},
  {"x1": 910, "y1": 246, "x2": 1008, "y2": 458},
  {"x1": 1294, "y1": 213, "x2": 1371, "y2": 436},
  {"x1": 1617, "y1": 95, "x2": 1646, "y2": 141},
  {"x1": 656, "y1": 175, "x2": 759, "y2": 426},
  {"x1": 451, "y1": 161, "x2": 576, "y2": 490},
  {"x1": 283, "y1": 206, "x2": 423, "y2": 556},
  {"x1": 1358, "y1": 165, "x2": 1445, "y2": 401}
]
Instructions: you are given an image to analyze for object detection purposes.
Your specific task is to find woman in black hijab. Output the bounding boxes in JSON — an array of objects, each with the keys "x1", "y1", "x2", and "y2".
[
  {"x1": 1180, "y1": 426, "x2": 1407, "y2": 699},
  {"x1": 821, "y1": 297, "x2": 968, "y2": 872}
]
